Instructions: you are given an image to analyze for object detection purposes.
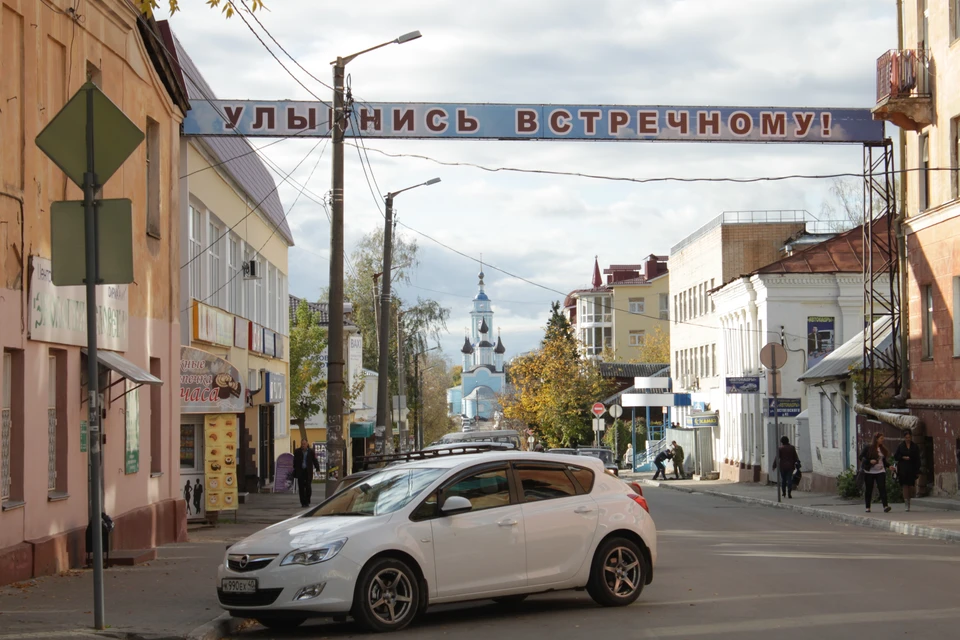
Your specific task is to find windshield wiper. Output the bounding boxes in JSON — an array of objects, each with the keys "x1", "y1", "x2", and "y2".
[{"x1": 314, "y1": 511, "x2": 373, "y2": 517}]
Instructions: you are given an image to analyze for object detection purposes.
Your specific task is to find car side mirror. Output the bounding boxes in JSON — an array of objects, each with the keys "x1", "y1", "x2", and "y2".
[{"x1": 440, "y1": 496, "x2": 473, "y2": 516}]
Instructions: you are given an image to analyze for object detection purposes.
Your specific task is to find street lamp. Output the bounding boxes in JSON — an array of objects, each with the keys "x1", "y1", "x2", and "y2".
[
  {"x1": 413, "y1": 346, "x2": 440, "y2": 450},
  {"x1": 375, "y1": 178, "x2": 441, "y2": 455},
  {"x1": 325, "y1": 31, "x2": 422, "y2": 494}
]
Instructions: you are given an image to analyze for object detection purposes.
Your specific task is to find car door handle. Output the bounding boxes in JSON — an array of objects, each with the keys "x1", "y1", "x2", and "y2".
[
  {"x1": 574, "y1": 506, "x2": 595, "y2": 514},
  {"x1": 498, "y1": 519, "x2": 518, "y2": 527}
]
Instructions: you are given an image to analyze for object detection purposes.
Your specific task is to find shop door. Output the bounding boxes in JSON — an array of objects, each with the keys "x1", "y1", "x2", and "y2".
[
  {"x1": 258, "y1": 405, "x2": 275, "y2": 484},
  {"x1": 180, "y1": 421, "x2": 206, "y2": 520}
]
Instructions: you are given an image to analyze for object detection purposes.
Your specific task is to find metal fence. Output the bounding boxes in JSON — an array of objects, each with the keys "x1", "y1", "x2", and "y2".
[{"x1": 876, "y1": 49, "x2": 930, "y2": 103}]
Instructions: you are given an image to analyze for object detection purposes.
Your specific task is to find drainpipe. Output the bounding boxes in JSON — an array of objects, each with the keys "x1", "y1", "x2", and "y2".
[{"x1": 896, "y1": 0, "x2": 910, "y2": 401}]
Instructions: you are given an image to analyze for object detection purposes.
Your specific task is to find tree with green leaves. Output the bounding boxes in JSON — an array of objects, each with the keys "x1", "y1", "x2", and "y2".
[
  {"x1": 289, "y1": 300, "x2": 328, "y2": 443},
  {"x1": 503, "y1": 302, "x2": 612, "y2": 447}
]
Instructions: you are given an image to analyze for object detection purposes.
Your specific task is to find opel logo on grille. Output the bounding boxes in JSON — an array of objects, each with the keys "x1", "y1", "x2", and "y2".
[{"x1": 239, "y1": 555, "x2": 249, "y2": 569}]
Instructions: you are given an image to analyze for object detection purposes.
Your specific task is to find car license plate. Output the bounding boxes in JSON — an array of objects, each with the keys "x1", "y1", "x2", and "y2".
[{"x1": 222, "y1": 578, "x2": 257, "y2": 593}]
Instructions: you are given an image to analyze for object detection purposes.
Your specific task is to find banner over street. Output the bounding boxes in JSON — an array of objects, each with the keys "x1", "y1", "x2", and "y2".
[{"x1": 184, "y1": 101, "x2": 884, "y2": 144}]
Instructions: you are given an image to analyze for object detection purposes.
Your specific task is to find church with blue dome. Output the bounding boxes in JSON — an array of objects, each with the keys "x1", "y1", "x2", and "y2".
[{"x1": 446, "y1": 269, "x2": 507, "y2": 430}]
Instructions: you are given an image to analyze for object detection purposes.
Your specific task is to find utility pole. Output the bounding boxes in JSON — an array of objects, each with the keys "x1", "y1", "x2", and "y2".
[
  {"x1": 375, "y1": 194, "x2": 396, "y2": 455},
  {"x1": 324, "y1": 56, "x2": 347, "y2": 493}
]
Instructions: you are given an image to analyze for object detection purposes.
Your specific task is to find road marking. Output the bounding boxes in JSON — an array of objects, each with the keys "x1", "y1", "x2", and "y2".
[{"x1": 0, "y1": 631, "x2": 103, "y2": 639}]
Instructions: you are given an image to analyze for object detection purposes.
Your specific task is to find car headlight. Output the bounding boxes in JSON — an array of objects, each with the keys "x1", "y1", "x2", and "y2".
[{"x1": 280, "y1": 538, "x2": 348, "y2": 566}]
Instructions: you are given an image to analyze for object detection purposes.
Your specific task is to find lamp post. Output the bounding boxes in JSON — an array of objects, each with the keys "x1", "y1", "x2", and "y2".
[
  {"x1": 375, "y1": 178, "x2": 441, "y2": 455},
  {"x1": 325, "y1": 31, "x2": 422, "y2": 494}
]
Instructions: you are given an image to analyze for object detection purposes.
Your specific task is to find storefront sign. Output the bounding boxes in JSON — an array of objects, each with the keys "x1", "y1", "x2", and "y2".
[
  {"x1": 275, "y1": 334, "x2": 284, "y2": 360},
  {"x1": 193, "y1": 301, "x2": 232, "y2": 347},
  {"x1": 766, "y1": 397, "x2": 802, "y2": 418},
  {"x1": 180, "y1": 346, "x2": 245, "y2": 414},
  {"x1": 125, "y1": 380, "x2": 140, "y2": 474},
  {"x1": 204, "y1": 414, "x2": 239, "y2": 511},
  {"x1": 263, "y1": 328, "x2": 276, "y2": 357},
  {"x1": 264, "y1": 372, "x2": 285, "y2": 404},
  {"x1": 28, "y1": 256, "x2": 128, "y2": 351},
  {"x1": 807, "y1": 316, "x2": 836, "y2": 368},
  {"x1": 249, "y1": 322, "x2": 264, "y2": 353},
  {"x1": 349, "y1": 335, "x2": 363, "y2": 410},
  {"x1": 726, "y1": 376, "x2": 760, "y2": 393},
  {"x1": 686, "y1": 413, "x2": 719, "y2": 427},
  {"x1": 234, "y1": 317, "x2": 248, "y2": 349},
  {"x1": 274, "y1": 452, "x2": 295, "y2": 492}
]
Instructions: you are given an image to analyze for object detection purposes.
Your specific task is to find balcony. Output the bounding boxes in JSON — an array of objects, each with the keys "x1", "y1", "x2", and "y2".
[{"x1": 872, "y1": 49, "x2": 933, "y2": 132}]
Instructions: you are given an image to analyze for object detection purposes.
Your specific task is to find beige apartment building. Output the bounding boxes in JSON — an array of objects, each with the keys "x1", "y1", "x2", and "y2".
[
  {"x1": 564, "y1": 256, "x2": 670, "y2": 361},
  {"x1": 872, "y1": 0, "x2": 960, "y2": 495}
]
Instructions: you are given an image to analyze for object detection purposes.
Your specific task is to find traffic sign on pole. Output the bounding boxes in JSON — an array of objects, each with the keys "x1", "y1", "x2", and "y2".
[
  {"x1": 591, "y1": 402, "x2": 606, "y2": 417},
  {"x1": 609, "y1": 404, "x2": 623, "y2": 419}
]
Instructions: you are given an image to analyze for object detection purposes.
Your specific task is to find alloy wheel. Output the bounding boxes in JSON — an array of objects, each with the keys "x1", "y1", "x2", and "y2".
[
  {"x1": 602, "y1": 545, "x2": 641, "y2": 597},
  {"x1": 367, "y1": 567, "x2": 414, "y2": 625}
]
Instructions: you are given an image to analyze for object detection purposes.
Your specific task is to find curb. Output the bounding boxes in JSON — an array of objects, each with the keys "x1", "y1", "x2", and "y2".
[
  {"x1": 186, "y1": 613, "x2": 247, "y2": 640},
  {"x1": 641, "y1": 479, "x2": 960, "y2": 544}
]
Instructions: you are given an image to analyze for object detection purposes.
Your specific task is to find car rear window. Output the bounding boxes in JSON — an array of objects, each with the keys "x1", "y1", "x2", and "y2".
[
  {"x1": 568, "y1": 465, "x2": 595, "y2": 493},
  {"x1": 516, "y1": 465, "x2": 578, "y2": 502}
]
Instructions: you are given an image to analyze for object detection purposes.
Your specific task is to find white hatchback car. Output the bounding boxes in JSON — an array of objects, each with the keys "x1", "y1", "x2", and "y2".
[{"x1": 217, "y1": 452, "x2": 656, "y2": 632}]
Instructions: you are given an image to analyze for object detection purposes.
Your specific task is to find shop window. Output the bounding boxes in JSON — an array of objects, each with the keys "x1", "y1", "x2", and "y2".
[
  {"x1": 150, "y1": 358, "x2": 162, "y2": 475},
  {"x1": 146, "y1": 118, "x2": 161, "y2": 238},
  {"x1": 2, "y1": 350, "x2": 24, "y2": 505},
  {"x1": 48, "y1": 350, "x2": 67, "y2": 495},
  {"x1": 922, "y1": 284, "x2": 934, "y2": 359}
]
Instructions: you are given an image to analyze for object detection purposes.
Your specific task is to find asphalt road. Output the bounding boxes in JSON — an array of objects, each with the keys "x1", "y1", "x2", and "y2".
[{"x1": 228, "y1": 486, "x2": 960, "y2": 639}]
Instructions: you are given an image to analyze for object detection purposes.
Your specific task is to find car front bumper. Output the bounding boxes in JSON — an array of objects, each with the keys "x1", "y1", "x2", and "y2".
[{"x1": 216, "y1": 554, "x2": 362, "y2": 615}]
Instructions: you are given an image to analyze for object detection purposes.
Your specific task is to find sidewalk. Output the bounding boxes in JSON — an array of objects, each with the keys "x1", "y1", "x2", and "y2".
[
  {"x1": 626, "y1": 472, "x2": 960, "y2": 543},
  {"x1": 0, "y1": 488, "x2": 317, "y2": 640}
]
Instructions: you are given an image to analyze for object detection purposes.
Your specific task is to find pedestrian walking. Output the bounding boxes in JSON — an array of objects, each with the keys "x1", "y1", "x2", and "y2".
[
  {"x1": 671, "y1": 441, "x2": 686, "y2": 479},
  {"x1": 623, "y1": 443, "x2": 634, "y2": 469},
  {"x1": 772, "y1": 436, "x2": 800, "y2": 499},
  {"x1": 893, "y1": 430, "x2": 922, "y2": 512},
  {"x1": 859, "y1": 433, "x2": 891, "y2": 513},
  {"x1": 652, "y1": 448, "x2": 672, "y2": 480},
  {"x1": 293, "y1": 439, "x2": 321, "y2": 508}
]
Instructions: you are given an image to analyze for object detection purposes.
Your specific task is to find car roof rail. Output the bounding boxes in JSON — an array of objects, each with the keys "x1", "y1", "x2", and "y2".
[{"x1": 353, "y1": 444, "x2": 510, "y2": 471}]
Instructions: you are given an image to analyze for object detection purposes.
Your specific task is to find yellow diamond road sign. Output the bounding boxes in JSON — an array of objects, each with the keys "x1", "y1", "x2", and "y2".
[{"x1": 35, "y1": 82, "x2": 144, "y2": 189}]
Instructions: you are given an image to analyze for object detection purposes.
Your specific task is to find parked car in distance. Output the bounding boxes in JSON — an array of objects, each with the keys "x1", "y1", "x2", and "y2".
[
  {"x1": 429, "y1": 430, "x2": 522, "y2": 450},
  {"x1": 217, "y1": 451, "x2": 656, "y2": 632},
  {"x1": 577, "y1": 448, "x2": 620, "y2": 476}
]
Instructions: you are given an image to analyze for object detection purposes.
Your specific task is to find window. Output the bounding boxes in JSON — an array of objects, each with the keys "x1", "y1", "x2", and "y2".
[
  {"x1": 568, "y1": 465, "x2": 595, "y2": 493},
  {"x1": 919, "y1": 133, "x2": 930, "y2": 212},
  {"x1": 710, "y1": 279, "x2": 716, "y2": 311},
  {"x1": 228, "y1": 235, "x2": 242, "y2": 315},
  {"x1": 516, "y1": 465, "x2": 577, "y2": 502},
  {"x1": 955, "y1": 277, "x2": 960, "y2": 357},
  {"x1": 953, "y1": 0, "x2": 960, "y2": 42},
  {"x1": 919, "y1": 0, "x2": 929, "y2": 49},
  {"x1": 952, "y1": 118, "x2": 960, "y2": 201},
  {"x1": 256, "y1": 259, "x2": 266, "y2": 325},
  {"x1": 46, "y1": 354, "x2": 68, "y2": 493},
  {"x1": 150, "y1": 358, "x2": 162, "y2": 475},
  {"x1": 145, "y1": 118, "x2": 161, "y2": 238},
  {"x1": 673, "y1": 294, "x2": 678, "y2": 324},
  {"x1": 712, "y1": 343, "x2": 717, "y2": 377},
  {"x1": 2, "y1": 350, "x2": 23, "y2": 504},
  {"x1": 830, "y1": 392, "x2": 840, "y2": 448},
  {"x1": 244, "y1": 246, "x2": 257, "y2": 321},
  {"x1": 629, "y1": 330, "x2": 645, "y2": 346},
  {"x1": 188, "y1": 206, "x2": 203, "y2": 301},
  {"x1": 659, "y1": 293, "x2": 669, "y2": 320},
  {"x1": 820, "y1": 393, "x2": 830, "y2": 448},
  {"x1": 922, "y1": 284, "x2": 934, "y2": 359},
  {"x1": 628, "y1": 297, "x2": 645, "y2": 314},
  {"x1": 208, "y1": 218, "x2": 223, "y2": 309},
  {"x1": 266, "y1": 264, "x2": 276, "y2": 331},
  {"x1": 442, "y1": 468, "x2": 511, "y2": 511}
]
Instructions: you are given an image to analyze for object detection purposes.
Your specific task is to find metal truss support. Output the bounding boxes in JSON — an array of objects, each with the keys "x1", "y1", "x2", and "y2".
[{"x1": 862, "y1": 139, "x2": 901, "y2": 406}]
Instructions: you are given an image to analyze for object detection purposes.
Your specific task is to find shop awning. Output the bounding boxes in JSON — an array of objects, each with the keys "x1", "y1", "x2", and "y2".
[
  {"x1": 350, "y1": 422, "x2": 375, "y2": 438},
  {"x1": 82, "y1": 348, "x2": 162, "y2": 403}
]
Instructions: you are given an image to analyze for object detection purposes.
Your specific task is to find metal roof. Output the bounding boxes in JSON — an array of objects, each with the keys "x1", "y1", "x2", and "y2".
[
  {"x1": 599, "y1": 362, "x2": 671, "y2": 379},
  {"x1": 602, "y1": 365, "x2": 671, "y2": 404},
  {"x1": 169, "y1": 33, "x2": 294, "y2": 245},
  {"x1": 798, "y1": 316, "x2": 894, "y2": 381},
  {"x1": 82, "y1": 349, "x2": 162, "y2": 386}
]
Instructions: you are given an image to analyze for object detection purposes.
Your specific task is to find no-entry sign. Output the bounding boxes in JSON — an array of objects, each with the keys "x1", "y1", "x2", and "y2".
[{"x1": 591, "y1": 402, "x2": 606, "y2": 417}]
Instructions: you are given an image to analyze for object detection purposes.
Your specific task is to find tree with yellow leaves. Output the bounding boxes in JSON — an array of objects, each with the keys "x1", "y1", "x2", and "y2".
[
  {"x1": 503, "y1": 302, "x2": 612, "y2": 448},
  {"x1": 634, "y1": 325, "x2": 670, "y2": 364},
  {"x1": 138, "y1": 1, "x2": 266, "y2": 18}
]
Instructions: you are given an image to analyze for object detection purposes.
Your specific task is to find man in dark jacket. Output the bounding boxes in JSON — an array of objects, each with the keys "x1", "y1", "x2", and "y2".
[
  {"x1": 671, "y1": 441, "x2": 686, "y2": 479},
  {"x1": 293, "y1": 439, "x2": 321, "y2": 508},
  {"x1": 773, "y1": 436, "x2": 800, "y2": 499},
  {"x1": 652, "y1": 449, "x2": 672, "y2": 480}
]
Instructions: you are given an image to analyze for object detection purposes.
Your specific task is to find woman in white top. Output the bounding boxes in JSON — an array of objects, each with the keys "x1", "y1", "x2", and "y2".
[{"x1": 859, "y1": 433, "x2": 892, "y2": 513}]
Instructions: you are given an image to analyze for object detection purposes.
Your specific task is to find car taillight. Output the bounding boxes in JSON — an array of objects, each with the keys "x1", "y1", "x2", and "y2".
[
  {"x1": 629, "y1": 481, "x2": 644, "y2": 497},
  {"x1": 629, "y1": 493, "x2": 650, "y2": 513}
]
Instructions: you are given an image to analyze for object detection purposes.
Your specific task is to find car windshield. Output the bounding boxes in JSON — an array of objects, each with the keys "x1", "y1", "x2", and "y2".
[
  {"x1": 580, "y1": 449, "x2": 615, "y2": 464},
  {"x1": 308, "y1": 468, "x2": 444, "y2": 517}
]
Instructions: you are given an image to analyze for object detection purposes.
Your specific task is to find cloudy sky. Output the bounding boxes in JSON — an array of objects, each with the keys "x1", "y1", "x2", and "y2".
[{"x1": 163, "y1": 0, "x2": 897, "y2": 359}]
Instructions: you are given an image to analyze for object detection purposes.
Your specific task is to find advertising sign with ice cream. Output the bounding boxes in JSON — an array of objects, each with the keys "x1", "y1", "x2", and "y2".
[
  {"x1": 204, "y1": 413, "x2": 239, "y2": 512},
  {"x1": 180, "y1": 346, "x2": 245, "y2": 414}
]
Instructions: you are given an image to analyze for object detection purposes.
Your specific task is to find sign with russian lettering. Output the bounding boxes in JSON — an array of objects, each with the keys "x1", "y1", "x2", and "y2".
[
  {"x1": 180, "y1": 346, "x2": 245, "y2": 414},
  {"x1": 264, "y1": 372, "x2": 285, "y2": 405},
  {"x1": 687, "y1": 413, "x2": 719, "y2": 427},
  {"x1": 249, "y1": 322, "x2": 264, "y2": 353},
  {"x1": 193, "y1": 301, "x2": 232, "y2": 347},
  {"x1": 184, "y1": 101, "x2": 884, "y2": 144},
  {"x1": 263, "y1": 328, "x2": 276, "y2": 358},
  {"x1": 766, "y1": 398, "x2": 802, "y2": 418},
  {"x1": 28, "y1": 256, "x2": 128, "y2": 351},
  {"x1": 204, "y1": 413, "x2": 239, "y2": 511},
  {"x1": 726, "y1": 376, "x2": 760, "y2": 393},
  {"x1": 234, "y1": 317, "x2": 248, "y2": 349},
  {"x1": 125, "y1": 380, "x2": 140, "y2": 474}
]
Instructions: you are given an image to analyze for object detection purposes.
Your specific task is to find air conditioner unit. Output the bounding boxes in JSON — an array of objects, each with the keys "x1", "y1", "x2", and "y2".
[{"x1": 243, "y1": 260, "x2": 261, "y2": 280}]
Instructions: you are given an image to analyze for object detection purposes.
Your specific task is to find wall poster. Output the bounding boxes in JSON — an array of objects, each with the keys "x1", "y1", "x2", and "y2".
[
  {"x1": 807, "y1": 316, "x2": 836, "y2": 368},
  {"x1": 124, "y1": 380, "x2": 140, "y2": 474}
]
